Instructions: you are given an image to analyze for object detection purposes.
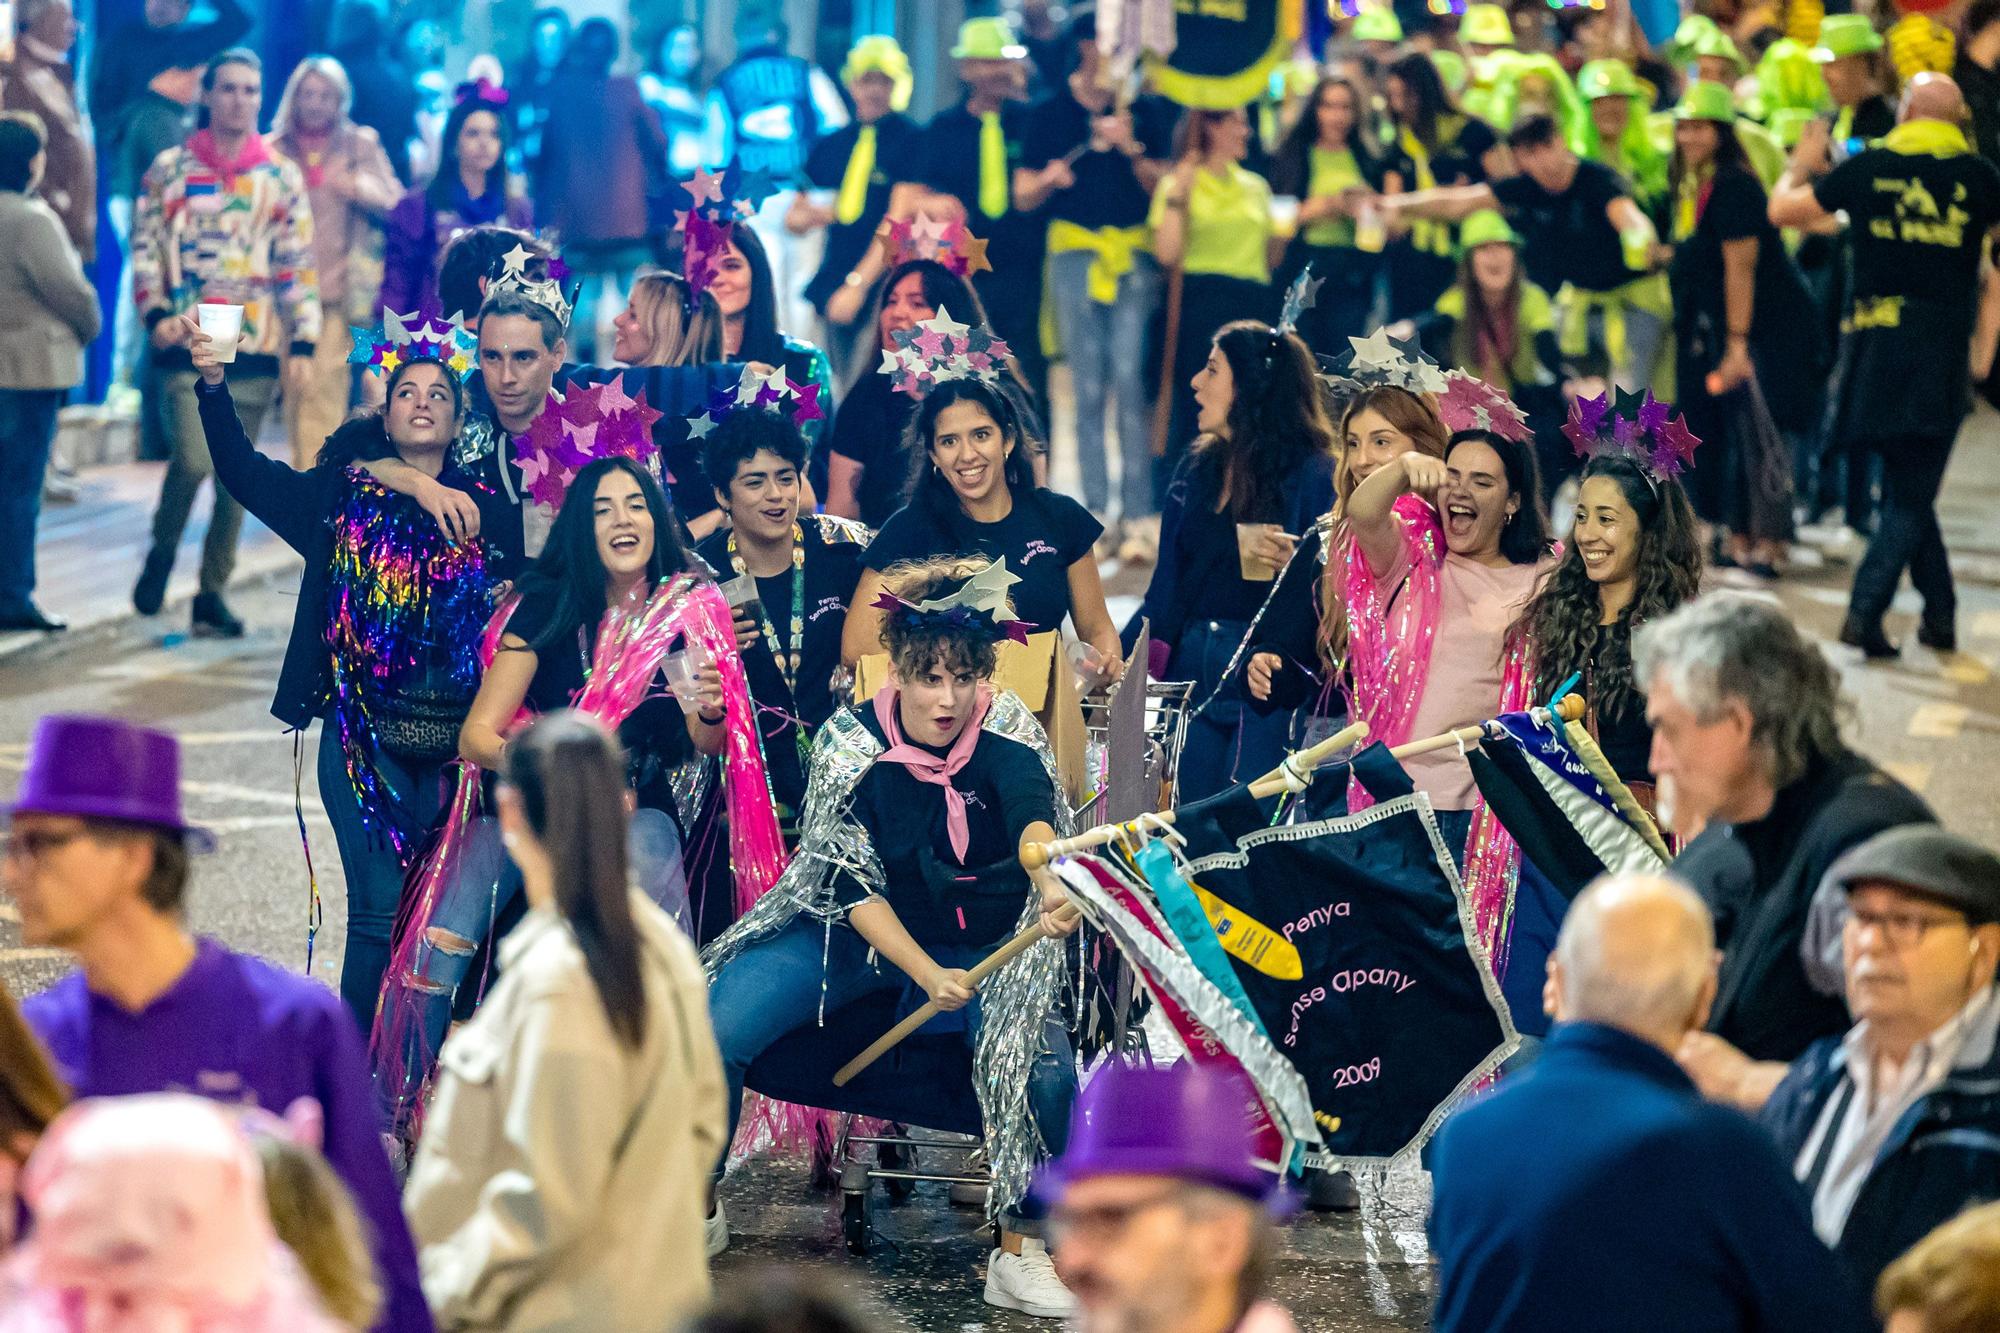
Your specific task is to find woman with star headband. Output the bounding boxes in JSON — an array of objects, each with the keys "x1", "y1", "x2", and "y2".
[
  {"x1": 179, "y1": 313, "x2": 517, "y2": 1037},
  {"x1": 703, "y1": 555, "x2": 1081, "y2": 1310},
  {"x1": 701, "y1": 224, "x2": 835, "y2": 461},
  {"x1": 1131, "y1": 320, "x2": 1338, "y2": 802}
]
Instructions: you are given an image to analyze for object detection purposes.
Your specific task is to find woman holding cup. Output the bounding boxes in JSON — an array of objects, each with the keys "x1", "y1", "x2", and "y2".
[{"x1": 1129, "y1": 320, "x2": 1336, "y2": 802}]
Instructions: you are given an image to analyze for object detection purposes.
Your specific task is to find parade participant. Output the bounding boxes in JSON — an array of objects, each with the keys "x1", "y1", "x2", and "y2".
[
  {"x1": 4, "y1": 715, "x2": 430, "y2": 1331},
  {"x1": 1677, "y1": 825, "x2": 2000, "y2": 1294},
  {"x1": 911, "y1": 18, "x2": 1048, "y2": 410},
  {"x1": 434, "y1": 222, "x2": 545, "y2": 323},
  {"x1": 1019, "y1": 13, "x2": 1178, "y2": 535},
  {"x1": 825, "y1": 254, "x2": 997, "y2": 526},
  {"x1": 405, "y1": 712, "x2": 726, "y2": 1331},
  {"x1": 1269, "y1": 76, "x2": 1407, "y2": 356},
  {"x1": 1132, "y1": 320, "x2": 1336, "y2": 801},
  {"x1": 707, "y1": 222, "x2": 836, "y2": 457},
  {"x1": 705, "y1": 556, "x2": 1083, "y2": 1318},
  {"x1": 1815, "y1": 15, "x2": 1898, "y2": 148},
  {"x1": 793, "y1": 36, "x2": 921, "y2": 380},
  {"x1": 1665, "y1": 82, "x2": 1819, "y2": 579},
  {"x1": 1769, "y1": 73, "x2": 2000, "y2": 657},
  {"x1": 186, "y1": 311, "x2": 510, "y2": 1033},
  {"x1": 1429, "y1": 875, "x2": 1873, "y2": 1333},
  {"x1": 1958, "y1": 0, "x2": 2000, "y2": 168},
  {"x1": 695, "y1": 408, "x2": 869, "y2": 826},
  {"x1": 1382, "y1": 51, "x2": 1504, "y2": 320},
  {"x1": 1515, "y1": 405, "x2": 1703, "y2": 793},
  {"x1": 380, "y1": 85, "x2": 534, "y2": 319},
  {"x1": 1634, "y1": 594, "x2": 1934, "y2": 1060},
  {"x1": 0, "y1": 1096, "x2": 351, "y2": 1333},
  {"x1": 131, "y1": 48, "x2": 319, "y2": 640},
  {"x1": 271, "y1": 55, "x2": 399, "y2": 467},
  {"x1": 1044, "y1": 1061, "x2": 1302, "y2": 1333},
  {"x1": 595, "y1": 269, "x2": 731, "y2": 538},
  {"x1": 1386, "y1": 114, "x2": 1669, "y2": 399},
  {"x1": 844, "y1": 341, "x2": 1120, "y2": 674},
  {"x1": 1580, "y1": 59, "x2": 1668, "y2": 206},
  {"x1": 1150, "y1": 107, "x2": 1277, "y2": 482},
  {"x1": 1243, "y1": 383, "x2": 1451, "y2": 723}
]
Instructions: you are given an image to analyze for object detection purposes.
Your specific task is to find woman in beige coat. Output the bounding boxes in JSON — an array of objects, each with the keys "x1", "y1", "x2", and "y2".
[{"x1": 404, "y1": 711, "x2": 727, "y2": 1331}]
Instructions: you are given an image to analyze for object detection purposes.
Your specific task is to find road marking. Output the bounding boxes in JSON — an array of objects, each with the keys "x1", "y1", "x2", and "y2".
[
  {"x1": 0, "y1": 727, "x2": 306, "y2": 757},
  {"x1": 184, "y1": 780, "x2": 325, "y2": 813},
  {"x1": 1882, "y1": 762, "x2": 1934, "y2": 794},
  {"x1": 1908, "y1": 702, "x2": 1969, "y2": 739},
  {"x1": 1941, "y1": 653, "x2": 1995, "y2": 687},
  {"x1": 1971, "y1": 610, "x2": 2000, "y2": 640},
  {"x1": 0, "y1": 903, "x2": 17, "y2": 923}
]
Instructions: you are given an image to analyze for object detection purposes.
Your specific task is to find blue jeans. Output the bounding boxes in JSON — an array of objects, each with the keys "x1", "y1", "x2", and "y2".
[
  {"x1": 1049, "y1": 250, "x2": 1161, "y2": 518},
  {"x1": 708, "y1": 915, "x2": 1076, "y2": 1226},
  {"x1": 0, "y1": 388, "x2": 62, "y2": 611},
  {"x1": 318, "y1": 726, "x2": 449, "y2": 1035},
  {"x1": 1175, "y1": 619, "x2": 1292, "y2": 805}
]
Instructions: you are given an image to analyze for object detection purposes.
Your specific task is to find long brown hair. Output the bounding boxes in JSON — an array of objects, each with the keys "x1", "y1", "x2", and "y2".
[
  {"x1": 1317, "y1": 387, "x2": 1449, "y2": 670},
  {"x1": 0, "y1": 979, "x2": 66, "y2": 1145},
  {"x1": 1192, "y1": 322, "x2": 1337, "y2": 524},
  {"x1": 625, "y1": 271, "x2": 724, "y2": 367},
  {"x1": 1452, "y1": 248, "x2": 1525, "y2": 388},
  {"x1": 505, "y1": 711, "x2": 648, "y2": 1048}
]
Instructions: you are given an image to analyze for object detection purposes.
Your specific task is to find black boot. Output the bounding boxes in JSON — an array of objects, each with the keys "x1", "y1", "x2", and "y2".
[
  {"x1": 191, "y1": 591, "x2": 244, "y2": 639},
  {"x1": 1917, "y1": 615, "x2": 1957, "y2": 653},
  {"x1": 1839, "y1": 615, "x2": 1899, "y2": 659},
  {"x1": 132, "y1": 547, "x2": 173, "y2": 616}
]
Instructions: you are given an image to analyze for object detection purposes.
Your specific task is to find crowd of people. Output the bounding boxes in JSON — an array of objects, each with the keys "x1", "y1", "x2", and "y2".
[{"x1": 0, "y1": 0, "x2": 1998, "y2": 1330}]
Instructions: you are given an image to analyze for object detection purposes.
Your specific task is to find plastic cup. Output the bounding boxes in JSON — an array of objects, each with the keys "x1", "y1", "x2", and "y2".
[
  {"x1": 1270, "y1": 194, "x2": 1301, "y2": 239},
  {"x1": 1236, "y1": 523, "x2": 1287, "y2": 582},
  {"x1": 196, "y1": 303, "x2": 244, "y2": 364},
  {"x1": 661, "y1": 651, "x2": 703, "y2": 716},
  {"x1": 1354, "y1": 202, "x2": 1387, "y2": 254}
]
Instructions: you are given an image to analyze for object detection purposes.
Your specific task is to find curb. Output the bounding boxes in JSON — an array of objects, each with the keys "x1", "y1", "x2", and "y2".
[{"x1": 0, "y1": 551, "x2": 305, "y2": 666}]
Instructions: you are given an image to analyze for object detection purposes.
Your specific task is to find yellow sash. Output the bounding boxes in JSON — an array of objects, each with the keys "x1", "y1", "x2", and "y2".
[{"x1": 1046, "y1": 219, "x2": 1150, "y2": 304}]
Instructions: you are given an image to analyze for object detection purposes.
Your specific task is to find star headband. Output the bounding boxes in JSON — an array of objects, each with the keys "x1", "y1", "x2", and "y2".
[
  {"x1": 1277, "y1": 266, "x2": 1322, "y2": 339},
  {"x1": 871, "y1": 558, "x2": 1033, "y2": 645},
  {"x1": 672, "y1": 165, "x2": 786, "y2": 310},
  {"x1": 488, "y1": 241, "x2": 576, "y2": 329},
  {"x1": 454, "y1": 77, "x2": 509, "y2": 108},
  {"x1": 877, "y1": 307, "x2": 1011, "y2": 399},
  {"x1": 1562, "y1": 389, "x2": 1700, "y2": 484},
  {"x1": 685, "y1": 364, "x2": 828, "y2": 441},
  {"x1": 347, "y1": 308, "x2": 477, "y2": 379},
  {"x1": 1437, "y1": 370, "x2": 1532, "y2": 442},
  {"x1": 1319, "y1": 328, "x2": 1450, "y2": 398},
  {"x1": 874, "y1": 213, "x2": 993, "y2": 278},
  {"x1": 512, "y1": 377, "x2": 665, "y2": 512}
]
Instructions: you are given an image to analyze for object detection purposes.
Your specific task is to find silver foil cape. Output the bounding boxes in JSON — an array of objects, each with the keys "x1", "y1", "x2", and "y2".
[{"x1": 701, "y1": 689, "x2": 1076, "y2": 1218}]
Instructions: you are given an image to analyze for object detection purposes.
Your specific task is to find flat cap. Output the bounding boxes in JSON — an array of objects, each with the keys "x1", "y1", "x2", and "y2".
[{"x1": 1827, "y1": 824, "x2": 2000, "y2": 924}]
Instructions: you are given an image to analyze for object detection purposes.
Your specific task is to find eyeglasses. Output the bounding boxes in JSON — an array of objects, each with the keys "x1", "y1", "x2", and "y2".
[
  {"x1": 1845, "y1": 905, "x2": 1968, "y2": 950},
  {"x1": 2, "y1": 828, "x2": 89, "y2": 863},
  {"x1": 1046, "y1": 1187, "x2": 1184, "y2": 1246}
]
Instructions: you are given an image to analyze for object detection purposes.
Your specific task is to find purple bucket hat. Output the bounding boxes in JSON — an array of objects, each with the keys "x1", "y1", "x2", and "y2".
[
  {"x1": 6, "y1": 715, "x2": 215, "y2": 852},
  {"x1": 1037, "y1": 1060, "x2": 1292, "y2": 1208}
]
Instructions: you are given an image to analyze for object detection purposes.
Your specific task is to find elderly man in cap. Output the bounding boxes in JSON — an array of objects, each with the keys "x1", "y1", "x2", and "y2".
[
  {"x1": 1, "y1": 714, "x2": 431, "y2": 1333},
  {"x1": 1429, "y1": 874, "x2": 1870, "y2": 1332},
  {"x1": 1680, "y1": 824, "x2": 2000, "y2": 1294},
  {"x1": 1636, "y1": 593, "x2": 1934, "y2": 1061},
  {"x1": 1043, "y1": 1060, "x2": 1298, "y2": 1333}
]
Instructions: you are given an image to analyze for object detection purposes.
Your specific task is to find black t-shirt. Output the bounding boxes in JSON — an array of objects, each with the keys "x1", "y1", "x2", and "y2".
[
  {"x1": 917, "y1": 102, "x2": 1047, "y2": 325},
  {"x1": 802, "y1": 113, "x2": 924, "y2": 312},
  {"x1": 828, "y1": 371, "x2": 920, "y2": 528},
  {"x1": 1668, "y1": 165, "x2": 1778, "y2": 328},
  {"x1": 1492, "y1": 158, "x2": 1631, "y2": 294},
  {"x1": 502, "y1": 582, "x2": 696, "y2": 821},
  {"x1": 834, "y1": 702, "x2": 1057, "y2": 947},
  {"x1": 1420, "y1": 114, "x2": 1499, "y2": 186},
  {"x1": 694, "y1": 514, "x2": 870, "y2": 815},
  {"x1": 1020, "y1": 91, "x2": 1179, "y2": 229},
  {"x1": 864, "y1": 488, "x2": 1101, "y2": 634}
]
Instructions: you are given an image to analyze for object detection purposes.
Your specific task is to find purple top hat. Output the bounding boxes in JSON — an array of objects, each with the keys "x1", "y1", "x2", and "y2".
[
  {"x1": 6, "y1": 715, "x2": 214, "y2": 852},
  {"x1": 1038, "y1": 1060, "x2": 1289, "y2": 1207}
]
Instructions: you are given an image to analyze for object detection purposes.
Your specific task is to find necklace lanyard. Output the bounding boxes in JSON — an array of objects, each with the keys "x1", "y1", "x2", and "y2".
[{"x1": 729, "y1": 523, "x2": 806, "y2": 693}]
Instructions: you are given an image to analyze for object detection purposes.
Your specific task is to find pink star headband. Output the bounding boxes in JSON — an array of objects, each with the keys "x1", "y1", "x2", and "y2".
[
  {"x1": 875, "y1": 213, "x2": 994, "y2": 278},
  {"x1": 1437, "y1": 371, "x2": 1532, "y2": 442},
  {"x1": 878, "y1": 307, "x2": 1011, "y2": 400},
  {"x1": 512, "y1": 376, "x2": 665, "y2": 512},
  {"x1": 685, "y1": 364, "x2": 828, "y2": 442}
]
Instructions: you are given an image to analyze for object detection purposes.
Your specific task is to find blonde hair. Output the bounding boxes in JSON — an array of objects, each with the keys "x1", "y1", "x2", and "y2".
[
  {"x1": 0, "y1": 980, "x2": 65, "y2": 1143},
  {"x1": 272, "y1": 56, "x2": 354, "y2": 143},
  {"x1": 624, "y1": 271, "x2": 725, "y2": 367},
  {"x1": 255, "y1": 1136, "x2": 381, "y2": 1330},
  {"x1": 1877, "y1": 1200, "x2": 2000, "y2": 1332}
]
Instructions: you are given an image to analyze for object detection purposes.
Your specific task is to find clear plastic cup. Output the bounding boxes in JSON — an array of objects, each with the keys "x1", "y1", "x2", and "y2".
[
  {"x1": 661, "y1": 651, "x2": 703, "y2": 715},
  {"x1": 1354, "y1": 202, "x2": 1388, "y2": 254},
  {"x1": 1236, "y1": 523, "x2": 1289, "y2": 582},
  {"x1": 196, "y1": 303, "x2": 244, "y2": 364},
  {"x1": 1270, "y1": 195, "x2": 1302, "y2": 239}
]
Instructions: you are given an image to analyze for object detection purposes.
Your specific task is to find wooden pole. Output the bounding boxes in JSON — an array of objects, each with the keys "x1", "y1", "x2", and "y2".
[{"x1": 1560, "y1": 716, "x2": 1673, "y2": 862}]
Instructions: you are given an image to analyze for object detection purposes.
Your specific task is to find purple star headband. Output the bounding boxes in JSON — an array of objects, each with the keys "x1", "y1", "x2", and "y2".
[
  {"x1": 512, "y1": 376, "x2": 666, "y2": 512},
  {"x1": 877, "y1": 307, "x2": 1011, "y2": 400},
  {"x1": 1562, "y1": 389, "x2": 1700, "y2": 487},
  {"x1": 672, "y1": 165, "x2": 786, "y2": 312},
  {"x1": 684, "y1": 365, "x2": 827, "y2": 442},
  {"x1": 454, "y1": 77, "x2": 510, "y2": 108}
]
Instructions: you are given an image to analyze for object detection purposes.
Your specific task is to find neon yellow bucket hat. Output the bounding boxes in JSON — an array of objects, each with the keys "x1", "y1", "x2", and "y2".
[
  {"x1": 1754, "y1": 38, "x2": 1830, "y2": 114},
  {"x1": 1674, "y1": 79, "x2": 1739, "y2": 123},
  {"x1": 1577, "y1": 59, "x2": 1642, "y2": 102},
  {"x1": 842, "y1": 35, "x2": 914, "y2": 112},
  {"x1": 1350, "y1": 6, "x2": 1405, "y2": 44},
  {"x1": 1460, "y1": 3, "x2": 1515, "y2": 48},
  {"x1": 952, "y1": 17, "x2": 1027, "y2": 61},
  {"x1": 1812, "y1": 14, "x2": 1884, "y2": 63},
  {"x1": 1685, "y1": 22, "x2": 1747, "y2": 73},
  {"x1": 1458, "y1": 208, "x2": 1523, "y2": 254}
]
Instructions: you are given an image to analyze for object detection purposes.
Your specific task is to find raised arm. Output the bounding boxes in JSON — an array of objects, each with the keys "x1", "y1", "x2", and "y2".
[
  {"x1": 184, "y1": 318, "x2": 321, "y2": 553},
  {"x1": 1346, "y1": 451, "x2": 1445, "y2": 575},
  {"x1": 1384, "y1": 182, "x2": 1498, "y2": 222}
]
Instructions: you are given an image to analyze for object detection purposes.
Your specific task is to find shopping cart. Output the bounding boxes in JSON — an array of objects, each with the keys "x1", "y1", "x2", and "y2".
[{"x1": 1077, "y1": 675, "x2": 1197, "y2": 819}]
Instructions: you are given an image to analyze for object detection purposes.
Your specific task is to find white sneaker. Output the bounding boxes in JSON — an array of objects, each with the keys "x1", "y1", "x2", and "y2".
[
  {"x1": 984, "y1": 1238, "x2": 1076, "y2": 1319},
  {"x1": 704, "y1": 1200, "x2": 728, "y2": 1259}
]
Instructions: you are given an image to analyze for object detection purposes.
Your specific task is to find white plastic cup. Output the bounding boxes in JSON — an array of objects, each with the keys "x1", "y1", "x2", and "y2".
[
  {"x1": 661, "y1": 651, "x2": 703, "y2": 716},
  {"x1": 1269, "y1": 194, "x2": 1302, "y2": 238},
  {"x1": 719, "y1": 572, "x2": 760, "y2": 609},
  {"x1": 196, "y1": 303, "x2": 244, "y2": 364}
]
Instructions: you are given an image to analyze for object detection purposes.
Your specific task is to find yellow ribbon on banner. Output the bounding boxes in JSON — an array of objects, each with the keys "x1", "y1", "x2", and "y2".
[
  {"x1": 835, "y1": 124, "x2": 877, "y2": 225},
  {"x1": 1047, "y1": 219, "x2": 1149, "y2": 305},
  {"x1": 1186, "y1": 877, "x2": 1305, "y2": 981},
  {"x1": 979, "y1": 112, "x2": 1009, "y2": 219}
]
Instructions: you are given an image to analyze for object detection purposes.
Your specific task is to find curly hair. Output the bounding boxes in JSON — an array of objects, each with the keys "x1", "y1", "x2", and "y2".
[
  {"x1": 1519, "y1": 452, "x2": 1702, "y2": 724},
  {"x1": 877, "y1": 555, "x2": 1015, "y2": 682}
]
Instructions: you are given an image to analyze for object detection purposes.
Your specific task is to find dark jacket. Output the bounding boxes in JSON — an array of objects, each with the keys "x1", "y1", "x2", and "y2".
[
  {"x1": 1761, "y1": 988, "x2": 2000, "y2": 1294},
  {"x1": 1429, "y1": 1022, "x2": 1872, "y2": 1333},
  {"x1": 1672, "y1": 748, "x2": 1934, "y2": 1061},
  {"x1": 196, "y1": 378, "x2": 520, "y2": 729}
]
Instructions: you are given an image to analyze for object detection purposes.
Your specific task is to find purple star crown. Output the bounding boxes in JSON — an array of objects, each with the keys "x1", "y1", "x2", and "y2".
[
  {"x1": 1562, "y1": 389, "x2": 1700, "y2": 480},
  {"x1": 878, "y1": 308, "x2": 1010, "y2": 400},
  {"x1": 683, "y1": 366, "x2": 827, "y2": 443}
]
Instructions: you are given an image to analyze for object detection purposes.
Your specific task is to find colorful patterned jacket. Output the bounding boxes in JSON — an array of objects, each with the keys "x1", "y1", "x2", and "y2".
[{"x1": 134, "y1": 128, "x2": 321, "y2": 368}]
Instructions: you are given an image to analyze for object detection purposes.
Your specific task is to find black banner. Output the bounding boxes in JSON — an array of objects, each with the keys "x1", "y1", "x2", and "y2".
[{"x1": 1156, "y1": 0, "x2": 1302, "y2": 109}]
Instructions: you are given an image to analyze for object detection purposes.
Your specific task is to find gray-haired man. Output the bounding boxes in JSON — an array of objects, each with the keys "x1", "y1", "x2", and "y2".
[{"x1": 1636, "y1": 593, "x2": 1933, "y2": 1061}]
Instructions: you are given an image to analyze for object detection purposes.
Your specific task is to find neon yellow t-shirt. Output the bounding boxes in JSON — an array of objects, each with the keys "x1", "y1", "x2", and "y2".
[
  {"x1": 1150, "y1": 163, "x2": 1273, "y2": 282},
  {"x1": 1303, "y1": 147, "x2": 1363, "y2": 248}
]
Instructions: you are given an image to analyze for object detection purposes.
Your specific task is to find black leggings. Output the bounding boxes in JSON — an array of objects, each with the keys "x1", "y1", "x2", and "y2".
[{"x1": 1848, "y1": 439, "x2": 1954, "y2": 624}]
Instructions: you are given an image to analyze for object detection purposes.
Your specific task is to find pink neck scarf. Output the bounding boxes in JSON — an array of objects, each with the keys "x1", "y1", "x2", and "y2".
[{"x1": 872, "y1": 684, "x2": 991, "y2": 864}]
